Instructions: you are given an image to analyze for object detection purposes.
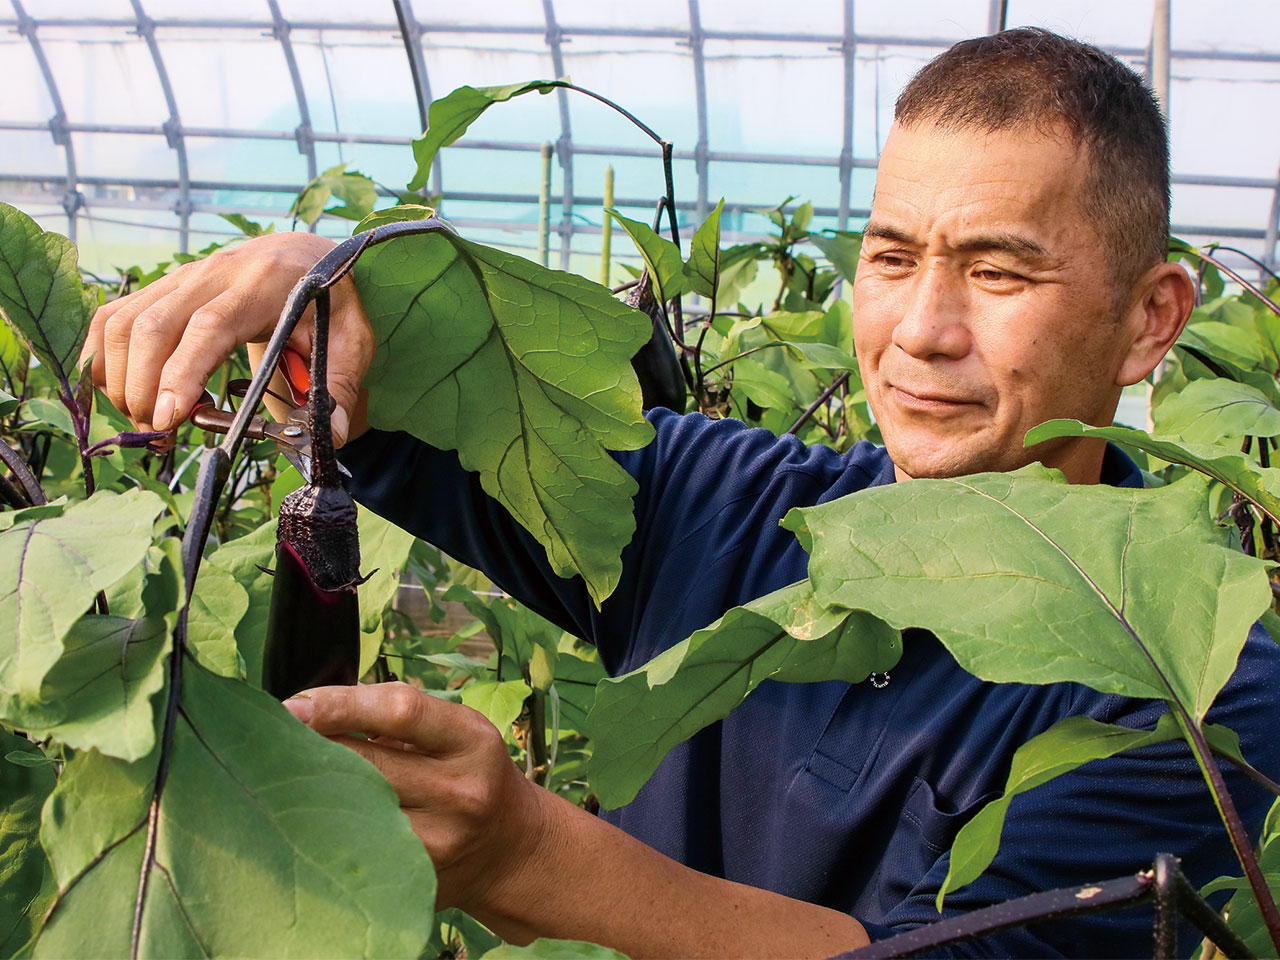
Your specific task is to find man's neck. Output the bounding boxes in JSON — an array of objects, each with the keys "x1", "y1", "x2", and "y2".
[{"x1": 891, "y1": 437, "x2": 1108, "y2": 485}]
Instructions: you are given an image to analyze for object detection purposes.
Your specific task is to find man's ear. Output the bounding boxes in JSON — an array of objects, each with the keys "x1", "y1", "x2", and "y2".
[{"x1": 1115, "y1": 261, "x2": 1196, "y2": 387}]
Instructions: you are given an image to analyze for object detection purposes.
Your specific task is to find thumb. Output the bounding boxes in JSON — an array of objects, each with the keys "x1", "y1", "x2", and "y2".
[{"x1": 323, "y1": 280, "x2": 375, "y2": 448}]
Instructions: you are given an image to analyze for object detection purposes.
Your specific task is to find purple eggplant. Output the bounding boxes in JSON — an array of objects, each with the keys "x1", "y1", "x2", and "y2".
[
  {"x1": 260, "y1": 289, "x2": 365, "y2": 700},
  {"x1": 625, "y1": 271, "x2": 688, "y2": 414}
]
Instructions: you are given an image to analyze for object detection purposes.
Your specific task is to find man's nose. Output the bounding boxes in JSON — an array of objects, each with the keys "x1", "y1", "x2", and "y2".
[{"x1": 890, "y1": 264, "x2": 971, "y2": 360}]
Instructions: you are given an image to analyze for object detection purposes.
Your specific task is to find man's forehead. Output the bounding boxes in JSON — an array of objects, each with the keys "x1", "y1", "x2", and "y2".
[{"x1": 864, "y1": 120, "x2": 1091, "y2": 247}]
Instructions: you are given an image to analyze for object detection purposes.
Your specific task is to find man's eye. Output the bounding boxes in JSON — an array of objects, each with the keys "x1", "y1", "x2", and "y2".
[
  {"x1": 973, "y1": 267, "x2": 1015, "y2": 283},
  {"x1": 876, "y1": 254, "x2": 912, "y2": 271}
]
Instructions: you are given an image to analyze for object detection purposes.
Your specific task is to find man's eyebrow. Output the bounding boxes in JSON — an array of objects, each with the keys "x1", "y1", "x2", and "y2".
[
  {"x1": 951, "y1": 232, "x2": 1050, "y2": 262},
  {"x1": 863, "y1": 223, "x2": 914, "y2": 245},
  {"x1": 863, "y1": 223, "x2": 1052, "y2": 263}
]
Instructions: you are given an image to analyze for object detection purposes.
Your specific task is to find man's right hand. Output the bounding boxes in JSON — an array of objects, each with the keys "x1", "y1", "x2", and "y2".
[{"x1": 81, "y1": 231, "x2": 375, "y2": 446}]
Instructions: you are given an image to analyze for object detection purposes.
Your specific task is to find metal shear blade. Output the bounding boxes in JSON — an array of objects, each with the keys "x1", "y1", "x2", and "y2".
[{"x1": 191, "y1": 398, "x2": 350, "y2": 484}]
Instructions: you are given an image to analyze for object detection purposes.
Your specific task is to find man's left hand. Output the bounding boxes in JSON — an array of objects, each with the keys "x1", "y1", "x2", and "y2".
[{"x1": 283, "y1": 682, "x2": 547, "y2": 913}]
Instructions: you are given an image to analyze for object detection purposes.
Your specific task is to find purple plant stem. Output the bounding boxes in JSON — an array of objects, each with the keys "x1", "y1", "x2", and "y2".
[{"x1": 0, "y1": 436, "x2": 46, "y2": 505}]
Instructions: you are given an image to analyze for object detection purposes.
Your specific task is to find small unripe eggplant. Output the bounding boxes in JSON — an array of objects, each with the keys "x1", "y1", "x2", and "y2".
[{"x1": 625, "y1": 272, "x2": 688, "y2": 414}]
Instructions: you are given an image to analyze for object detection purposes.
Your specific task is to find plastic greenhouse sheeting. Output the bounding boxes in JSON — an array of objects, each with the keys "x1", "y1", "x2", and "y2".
[{"x1": 1, "y1": 0, "x2": 1278, "y2": 284}]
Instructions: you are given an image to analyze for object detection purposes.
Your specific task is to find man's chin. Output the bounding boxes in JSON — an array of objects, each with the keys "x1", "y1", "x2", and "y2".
[{"x1": 884, "y1": 436, "x2": 1015, "y2": 481}]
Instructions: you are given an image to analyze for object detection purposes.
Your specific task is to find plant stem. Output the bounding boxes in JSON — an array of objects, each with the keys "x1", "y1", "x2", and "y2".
[
  {"x1": 526, "y1": 689, "x2": 549, "y2": 787},
  {"x1": 1205, "y1": 243, "x2": 1280, "y2": 289},
  {"x1": 1175, "y1": 710, "x2": 1280, "y2": 953},
  {"x1": 560, "y1": 83, "x2": 663, "y2": 146},
  {"x1": 788, "y1": 372, "x2": 852, "y2": 436},
  {"x1": 1184, "y1": 248, "x2": 1280, "y2": 318},
  {"x1": 1213, "y1": 744, "x2": 1280, "y2": 797},
  {"x1": 0, "y1": 470, "x2": 29, "y2": 508},
  {"x1": 701, "y1": 341, "x2": 792, "y2": 377},
  {"x1": 0, "y1": 437, "x2": 47, "y2": 505}
]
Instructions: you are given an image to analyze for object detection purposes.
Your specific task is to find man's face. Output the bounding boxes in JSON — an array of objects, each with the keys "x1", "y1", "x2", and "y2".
[{"x1": 853, "y1": 120, "x2": 1136, "y2": 483}]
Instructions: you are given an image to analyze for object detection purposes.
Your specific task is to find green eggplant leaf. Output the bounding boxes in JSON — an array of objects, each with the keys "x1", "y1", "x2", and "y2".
[
  {"x1": 0, "y1": 489, "x2": 164, "y2": 702},
  {"x1": 460, "y1": 678, "x2": 531, "y2": 734},
  {"x1": 0, "y1": 728, "x2": 56, "y2": 957},
  {"x1": 1026, "y1": 420, "x2": 1280, "y2": 524},
  {"x1": 355, "y1": 505, "x2": 416, "y2": 675},
  {"x1": 34, "y1": 660, "x2": 436, "y2": 958},
  {"x1": 354, "y1": 227, "x2": 653, "y2": 606},
  {"x1": 1175, "y1": 328, "x2": 1280, "y2": 402},
  {"x1": 203, "y1": 520, "x2": 277, "y2": 688},
  {"x1": 435, "y1": 908, "x2": 503, "y2": 959},
  {"x1": 551, "y1": 651, "x2": 606, "y2": 734},
  {"x1": 21, "y1": 396, "x2": 75, "y2": 437},
  {"x1": 186, "y1": 560, "x2": 248, "y2": 679},
  {"x1": 938, "y1": 713, "x2": 1180, "y2": 907},
  {"x1": 782, "y1": 467, "x2": 1269, "y2": 722},
  {"x1": 291, "y1": 164, "x2": 377, "y2": 227},
  {"x1": 12, "y1": 615, "x2": 170, "y2": 762},
  {"x1": 588, "y1": 580, "x2": 900, "y2": 810},
  {"x1": 0, "y1": 202, "x2": 99, "y2": 384},
  {"x1": 728, "y1": 358, "x2": 794, "y2": 411},
  {"x1": 408, "y1": 80, "x2": 566, "y2": 192},
  {"x1": 779, "y1": 340, "x2": 859, "y2": 372},
  {"x1": 0, "y1": 319, "x2": 30, "y2": 391},
  {"x1": 683, "y1": 198, "x2": 725, "y2": 299},
  {"x1": 1153, "y1": 378, "x2": 1280, "y2": 443},
  {"x1": 0, "y1": 385, "x2": 16, "y2": 418},
  {"x1": 606, "y1": 209, "x2": 688, "y2": 306},
  {"x1": 1182, "y1": 319, "x2": 1269, "y2": 370},
  {"x1": 479, "y1": 940, "x2": 627, "y2": 960},
  {"x1": 808, "y1": 231, "x2": 863, "y2": 284}
]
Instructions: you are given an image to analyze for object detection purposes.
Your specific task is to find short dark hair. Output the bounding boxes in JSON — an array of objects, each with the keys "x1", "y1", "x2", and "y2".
[{"x1": 894, "y1": 27, "x2": 1169, "y2": 298}]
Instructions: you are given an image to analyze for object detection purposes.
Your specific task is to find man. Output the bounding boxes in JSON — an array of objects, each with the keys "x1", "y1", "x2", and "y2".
[{"x1": 86, "y1": 29, "x2": 1278, "y2": 957}]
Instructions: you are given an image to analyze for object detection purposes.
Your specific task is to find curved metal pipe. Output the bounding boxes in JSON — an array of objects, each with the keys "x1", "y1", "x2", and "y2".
[
  {"x1": 130, "y1": 0, "x2": 191, "y2": 252},
  {"x1": 11, "y1": 0, "x2": 81, "y2": 241}
]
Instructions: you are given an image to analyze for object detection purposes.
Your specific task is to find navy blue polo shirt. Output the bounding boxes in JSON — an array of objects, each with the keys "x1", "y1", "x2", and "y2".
[{"x1": 342, "y1": 408, "x2": 1280, "y2": 957}]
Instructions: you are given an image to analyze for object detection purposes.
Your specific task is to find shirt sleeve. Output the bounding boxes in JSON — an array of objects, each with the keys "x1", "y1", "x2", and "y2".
[{"x1": 338, "y1": 409, "x2": 876, "y2": 672}]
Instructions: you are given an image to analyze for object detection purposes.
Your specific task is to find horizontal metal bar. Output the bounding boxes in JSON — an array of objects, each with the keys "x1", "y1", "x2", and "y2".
[
  {"x1": 0, "y1": 119, "x2": 886, "y2": 169},
  {"x1": 4, "y1": 15, "x2": 1280, "y2": 66}
]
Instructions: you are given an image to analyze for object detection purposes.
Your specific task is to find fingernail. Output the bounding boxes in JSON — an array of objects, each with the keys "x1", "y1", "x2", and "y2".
[
  {"x1": 331, "y1": 406, "x2": 349, "y2": 447},
  {"x1": 284, "y1": 694, "x2": 313, "y2": 723},
  {"x1": 153, "y1": 391, "x2": 175, "y2": 430}
]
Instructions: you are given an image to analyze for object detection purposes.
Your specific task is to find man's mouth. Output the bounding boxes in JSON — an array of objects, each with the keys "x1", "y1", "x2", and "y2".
[{"x1": 888, "y1": 383, "x2": 979, "y2": 411}]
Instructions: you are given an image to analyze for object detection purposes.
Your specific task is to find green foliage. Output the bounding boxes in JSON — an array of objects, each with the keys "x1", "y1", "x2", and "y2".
[
  {"x1": 34, "y1": 663, "x2": 436, "y2": 957},
  {"x1": 479, "y1": 940, "x2": 627, "y2": 959},
  {"x1": 0, "y1": 202, "x2": 98, "y2": 384},
  {"x1": 0, "y1": 490, "x2": 165, "y2": 705},
  {"x1": 353, "y1": 224, "x2": 653, "y2": 606},
  {"x1": 1028, "y1": 420, "x2": 1280, "y2": 523},
  {"x1": 683, "y1": 198, "x2": 724, "y2": 299},
  {"x1": 408, "y1": 80, "x2": 566, "y2": 192},
  {"x1": 938, "y1": 713, "x2": 1181, "y2": 906},
  {"x1": 291, "y1": 164, "x2": 379, "y2": 228},
  {"x1": 1154, "y1": 378, "x2": 1280, "y2": 442},
  {"x1": 1201, "y1": 799, "x2": 1280, "y2": 956},
  {"x1": 18, "y1": 615, "x2": 170, "y2": 761},
  {"x1": 354, "y1": 505, "x2": 416, "y2": 673},
  {"x1": 783, "y1": 467, "x2": 1270, "y2": 719},
  {"x1": 606, "y1": 209, "x2": 687, "y2": 305},
  {"x1": 588, "y1": 580, "x2": 899, "y2": 809},
  {"x1": 0, "y1": 729, "x2": 56, "y2": 956}
]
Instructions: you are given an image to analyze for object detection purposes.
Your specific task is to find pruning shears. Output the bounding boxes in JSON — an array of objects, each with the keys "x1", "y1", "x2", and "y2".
[{"x1": 190, "y1": 347, "x2": 348, "y2": 482}]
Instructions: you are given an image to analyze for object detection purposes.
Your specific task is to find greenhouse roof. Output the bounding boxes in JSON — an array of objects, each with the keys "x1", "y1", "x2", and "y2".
[{"x1": 2, "y1": 0, "x2": 1278, "y2": 280}]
